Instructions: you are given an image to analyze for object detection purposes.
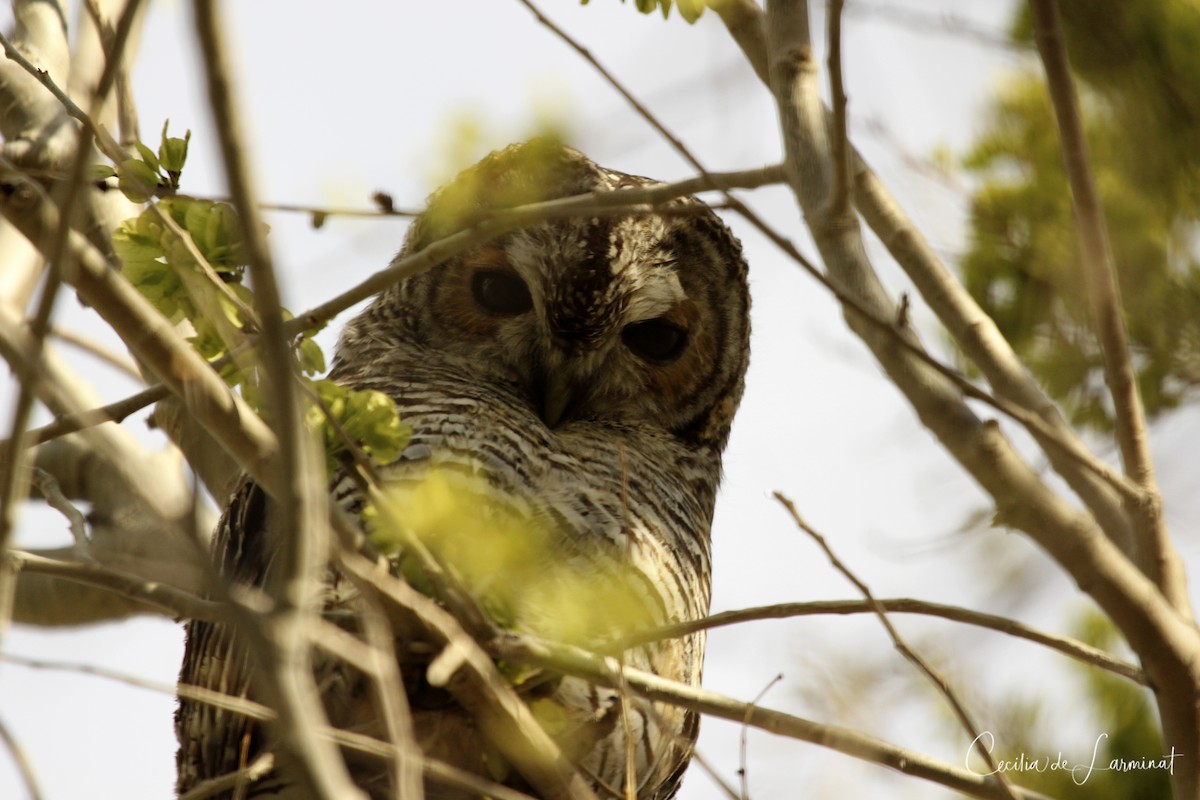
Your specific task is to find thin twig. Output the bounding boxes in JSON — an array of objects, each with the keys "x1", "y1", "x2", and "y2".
[
  {"x1": 1028, "y1": 0, "x2": 1183, "y2": 613},
  {"x1": 846, "y1": 3, "x2": 1017, "y2": 51},
  {"x1": 2, "y1": 652, "x2": 539, "y2": 800},
  {"x1": 193, "y1": 4, "x2": 357, "y2": 799},
  {"x1": 9, "y1": 548, "x2": 223, "y2": 621},
  {"x1": 606, "y1": 597, "x2": 1145, "y2": 685},
  {"x1": 688, "y1": 748, "x2": 741, "y2": 800},
  {"x1": 496, "y1": 634, "x2": 1051, "y2": 800},
  {"x1": 773, "y1": 492, "x2": 1016, "y2": 798},
  {"x1": 148, "y1": 202, "x2": 261, "y2": 333},
  {"x1": 178, "y1": 753, "x2": 275, "y2": 800},
  {"x1": 49, "y1": 325, "x2": 141, "y2": 378},
  {"x1": 518, "y1": 0, "x2": 1143, "y2": 519},
  {"x1": 0, "y1": 30, "x2": 124, "y2": 163},
  {"x1": 26, "y1": 384, "x2": 166, "y2": 445},
  {"x1": 258, "y1": 199, "x2": 419, "y2": 219},
  {"x1": 345, "y1": 576, "x2": 425, "y2": 800},
  {"x1": 715, "y1": 0, "x2": 1140, "y2": 554},
  {"x1": 284, "y1": 165, "x2": 783, "y2": 335},
  {"x1": 736, "y1": 206, "x2": 1145, "y2": 504},
  {"x1": 518, "y1": 0, "x2": 716, "y2": 185},
  {"x1": 339, "y1": 551, "x2": 602, "y2": 800},
  {"x1": 738, "y1": 674, "x2": 782, "y2": 800},
  {"x1": 81, "y1": 0, "x2": 141, "y2": 147},
  {"x1": 826, "y1": 0, "x2": 852, "y2": 218},
  {"x1": 0, "y1": 714, "x2": 44, "y2": 800},
  {"x1": 0, "y1": 165, "x2": 281, "y2": 489},
  {"x1": 28, "y1": 467, "x2": 89, "y2": 550}
]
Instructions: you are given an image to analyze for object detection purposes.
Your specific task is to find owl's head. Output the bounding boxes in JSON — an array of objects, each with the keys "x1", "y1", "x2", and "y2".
[{"x1": 335, "y1": 141, "x2": 750, "y2": 451}]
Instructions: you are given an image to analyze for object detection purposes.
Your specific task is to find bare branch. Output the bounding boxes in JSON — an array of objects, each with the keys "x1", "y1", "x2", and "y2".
[
  {"x1": 710, "y1": 0, "x2": 770, "y2": 84},
  {"x1": 713, "y1": 0, "x2": 1139, "y2": 557},
  {"x1": 607, "y1": 597, "x2": 1145, "y2": 686},
  {"x1": 739, "y1": 673, "x2": 782, "y2": 800},
  {"x1": 339, "y1": 552, "x2": 601, "y2": 800},
  {"x1": 0, "y1": 166, "x2": 281, "y2": 491},
  {"x1": 24, "y1": 384, "x2": 164, "y2": 445},
  {"x1": 762, "y1": 2, "x2": 1200, "y2": 795},
  {"x1": 496, "y1": 635, "x2": 1053, "y2": 800},
  {"x1": 178, "y1": 753, "x2": 275, "y2": 800},
  {"x1": 825, "y1": 0, "x2": 852, "y2": 219},
  {"x1": 257, "y1": 198, "x2": 419, "y2": 219},
  {"x1": 10, "y1": 549, "x2": 221, "y2": 622},
  {"x1": 1027, "y1": 0, "x2": 1184, "y2": 612},
  {"x1": 193, "y1": 3, "x2": 357, "y2": 798},
  {"x1": 28, "y1": 467, "x2": 88, "y2": 549},
  {"x1": 0, "y1": 29, "x2": 123, "y2": 163},
  {"x1": 287, "y1": 165, "x2": 782, "y2": 334},
  {"x1": 0, "y1": 714, "x2": 43, "y2": 800},
  {"x1": 774, "y1": 492, "x2": 1016, "y2": 797}
]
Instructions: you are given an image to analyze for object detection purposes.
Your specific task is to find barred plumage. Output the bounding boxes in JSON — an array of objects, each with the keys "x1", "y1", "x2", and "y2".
[{"x1": 176, "y1": 141, "x2": 750, "y2": 799}]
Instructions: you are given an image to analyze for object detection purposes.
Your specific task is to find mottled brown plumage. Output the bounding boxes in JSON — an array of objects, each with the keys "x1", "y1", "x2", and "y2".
[{"x1": 176, "y1": 141, "x2": 750, "y2": 798}]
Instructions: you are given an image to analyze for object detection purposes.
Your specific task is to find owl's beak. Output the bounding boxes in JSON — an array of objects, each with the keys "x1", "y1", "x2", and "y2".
[{"x1": 540, "y1": 370, "x2": 574, "y2": 428}]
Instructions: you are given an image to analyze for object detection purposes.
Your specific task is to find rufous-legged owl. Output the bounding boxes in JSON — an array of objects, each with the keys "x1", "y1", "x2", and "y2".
[{"x1": 176, "y1": 140, "x2": 750, "y2": 799}]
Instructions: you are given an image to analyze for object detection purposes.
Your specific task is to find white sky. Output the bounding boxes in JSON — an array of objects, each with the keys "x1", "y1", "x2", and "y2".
[{"x1": 2, "y1": 1, "x2": 1197, "y2": 798}]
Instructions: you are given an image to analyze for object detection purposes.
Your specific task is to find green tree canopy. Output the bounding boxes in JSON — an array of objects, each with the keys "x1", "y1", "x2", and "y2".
[{"x1": 961, "y1": 0, "x2": 1200, "y2": 429}]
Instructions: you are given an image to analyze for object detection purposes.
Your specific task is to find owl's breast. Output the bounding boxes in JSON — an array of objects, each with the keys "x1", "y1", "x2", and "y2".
[{"x1": 348, "y1": 360, "x2": 715, "y2": 630}]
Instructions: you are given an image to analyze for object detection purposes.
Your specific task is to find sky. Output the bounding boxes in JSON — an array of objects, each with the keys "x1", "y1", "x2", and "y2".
[{"x1": 2, "y1": 1, "x2": 1197, "y2": 798}]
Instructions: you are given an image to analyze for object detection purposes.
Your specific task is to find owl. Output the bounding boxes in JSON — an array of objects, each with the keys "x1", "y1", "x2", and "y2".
[{"x1": 176, "y1": 140, "x2": 750, "y2": 799}]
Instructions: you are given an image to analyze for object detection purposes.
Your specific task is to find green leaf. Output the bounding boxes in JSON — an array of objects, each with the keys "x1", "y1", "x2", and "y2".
[
  {"x1": 135, "y1": 141, "x2": 161, "y2": 173},
  {"x1": 677, "y1": 0, "x2": 704, "y2": 23},
  {"x1": 117, "y1": 159, "x2": 160, "y2": 202},
  {"x1": 158, "y1": 121, "x2": 191, "y2": 175},
  {"x1": 308, "y1": 380, "x2": 409, "y2": 471},
  {"x1": 297, "y1": 338, "x2": 326, "y2": 375},
  {"x1": 88, "y1": 164, "x2": 117, "y2": 181}
]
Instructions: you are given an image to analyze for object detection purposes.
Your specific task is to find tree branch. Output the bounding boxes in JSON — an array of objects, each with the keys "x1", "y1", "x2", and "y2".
[
  {"x1": 10, "y1": 549, "x2": 220, "y2": 622},
  {"x1": 713, "y1": 0, "x2": 1139, "y2": 558},
  {"x1": 774, "y1": 492, "x2": 1016, "y2": 797},
  {"x1": 825, "y1": 0, "x2": 852, "y2": 219},
  {"x1": 0, "y1": 165, "x2": 281, "y2": 491},
  {"x1": 0, "y1": 0, "x2": 73, "y2": 165},
  {"x1": 0, "y1": 714, "x2": 43, "y2": 800},
  {"x1": 763, "y1": 2, "x2": 1200, "y2": 796},
  {"x1": 496, "y1": 635, "x2": 1053, "y2": 800},
  {"x1": 607, "y1": 597, "x2": 1145, "y2": 686},
  {"x1": 287, "y1": 165, "x2": 783, "y2": 335},
  {"x1": 1027, "y1": 0, "x2": 1184, "y2": 614},
  {"x1": 192, "y1": 3, "x2": 358, "y2": 799},
  {"x1": 339, "y1": 552, "x2": 601, "y2": 800}
]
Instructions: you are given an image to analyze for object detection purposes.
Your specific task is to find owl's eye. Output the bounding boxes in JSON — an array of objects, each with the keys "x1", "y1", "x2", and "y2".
[
  {"x1": 471, "y1": 269, "x2": 533, "y2": 316},
  {"x1": 622, "y1": 318, "x2": 688, "y2": 365}
]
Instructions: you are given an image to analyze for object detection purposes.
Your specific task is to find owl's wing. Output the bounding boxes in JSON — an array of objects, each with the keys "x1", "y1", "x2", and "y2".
[{"x1": 175, "y1": 478, "x2": 278, "y2": 795}]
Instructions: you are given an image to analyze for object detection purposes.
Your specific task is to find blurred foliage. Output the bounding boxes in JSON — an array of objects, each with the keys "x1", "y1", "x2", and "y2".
[
  {"x1": 971, "y1": 609, "x2": 1172, "y2": 799},
  {"x1": 368, "y1": 470, "x2": 657, "y2": 647},
  {"x1": 581, "y1": 0, "x2": 706, "y2": 24},
  {"x1": 960, "y1": 0, "x2": 1200, "y2": 430}
]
